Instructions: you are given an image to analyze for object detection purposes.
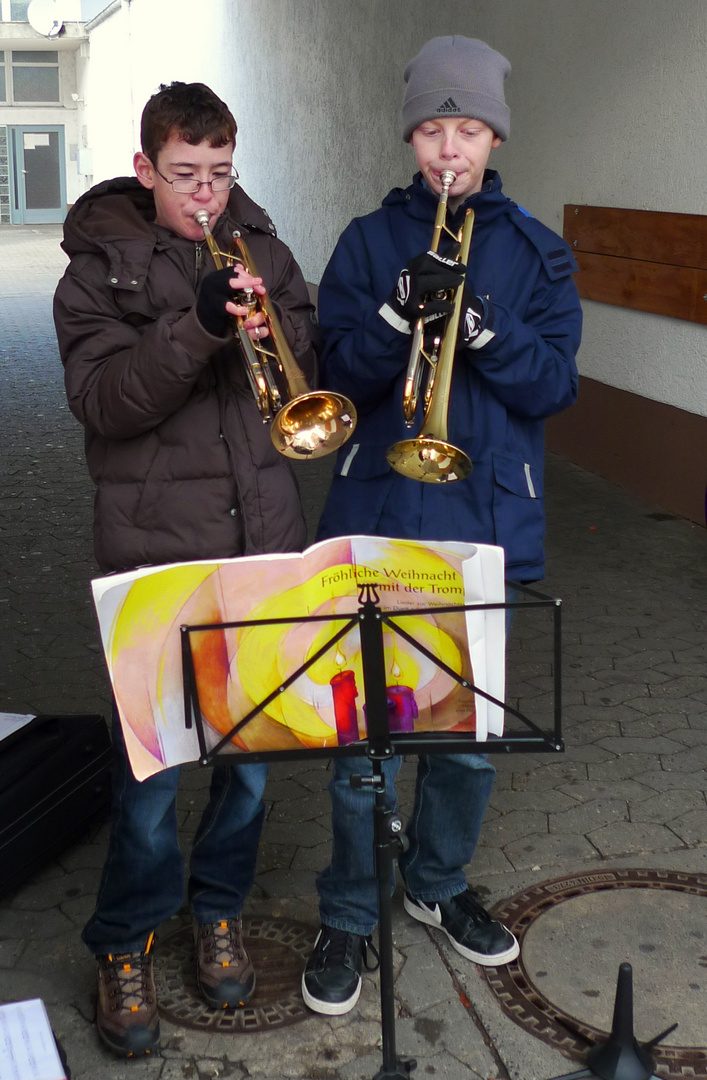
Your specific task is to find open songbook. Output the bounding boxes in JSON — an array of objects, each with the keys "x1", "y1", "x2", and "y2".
[{"x1": 92, "y1": 536, "x2": 506, "y2": 780}]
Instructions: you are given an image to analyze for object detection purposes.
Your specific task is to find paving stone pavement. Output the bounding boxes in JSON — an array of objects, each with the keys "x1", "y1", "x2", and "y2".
[{"x1": 0, "y1": 224, "x2": 706, "y2": 1079}]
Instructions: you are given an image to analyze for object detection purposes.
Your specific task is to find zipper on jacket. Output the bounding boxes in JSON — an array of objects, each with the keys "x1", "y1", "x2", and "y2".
[{"x1": 194, "y1": 241, "x2": 204, "y2": 286}]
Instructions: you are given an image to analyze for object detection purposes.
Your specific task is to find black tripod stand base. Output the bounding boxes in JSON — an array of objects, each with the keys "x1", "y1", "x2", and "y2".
[
  {"x1": 373, "y1": 1056, "x2": 417, "y2": 1079},
  {"x1": 584, "y1": 963, "x2": 655, "y2": 1080},
  {"x1": 585, "y1": 1044, "x2": 654, "y2": 1080}
]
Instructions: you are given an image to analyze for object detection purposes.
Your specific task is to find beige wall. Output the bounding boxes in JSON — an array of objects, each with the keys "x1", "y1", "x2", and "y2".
[{"x1": 468, "y1": 0, "x2": 707, "y2": 422}]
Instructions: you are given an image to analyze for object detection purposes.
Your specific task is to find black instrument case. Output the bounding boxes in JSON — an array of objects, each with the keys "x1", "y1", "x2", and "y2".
[{"x1": 0, "y1": 713, "x2": 112, "y2": 898}]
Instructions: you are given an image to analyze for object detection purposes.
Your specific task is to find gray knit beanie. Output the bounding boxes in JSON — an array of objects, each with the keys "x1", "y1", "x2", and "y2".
[{"x1": 402, "y1": 36, "x2": 511, "y2": 142}]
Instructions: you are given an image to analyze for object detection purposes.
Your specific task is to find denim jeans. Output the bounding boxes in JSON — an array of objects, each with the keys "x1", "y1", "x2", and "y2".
[
  {"x1": 317, "y1": 752, "x2": 496, "y2": 935},
  {"x1": 316, "y1": 589, "x2": 517, "y2": 935},
  {"x1": 82, "y1": 713, "x2": 268, "y2": 955}
]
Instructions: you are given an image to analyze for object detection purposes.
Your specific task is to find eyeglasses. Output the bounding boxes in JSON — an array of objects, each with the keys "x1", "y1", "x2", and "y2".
[{"x1": 154, "y1": 167, "x2": 239, "y2": 194}]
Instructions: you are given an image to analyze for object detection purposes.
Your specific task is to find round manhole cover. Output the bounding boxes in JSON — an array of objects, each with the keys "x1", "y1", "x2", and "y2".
[
  {"x1": 154, "y1": 915, "x2": 313, "y2": 1033},
  {"x1": 484, "y1": 869, "x2": 707, "y2": 1079}
]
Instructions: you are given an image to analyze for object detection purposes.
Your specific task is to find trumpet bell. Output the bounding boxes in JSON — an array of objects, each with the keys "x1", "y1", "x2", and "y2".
[
  {"x1": 271, "y1": 391, "x2": 357, "y2": 459},
  {"x1": 386, "y1": 436, "x2": 472, "y2": 484},
  {"x1": 196, "y1": 210, "x2": 357, "y2": 462}
]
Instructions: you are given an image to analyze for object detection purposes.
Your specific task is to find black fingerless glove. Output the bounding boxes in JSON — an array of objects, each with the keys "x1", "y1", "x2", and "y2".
[
  {"x1": 196, "y1": 267, "x2": 236, "y2": 336},
  {"x1": 384, "y1": 250, "x2": 466, "y2": 328},
  {"x1": 458, "y1": 289, "x2": 496, "y2": 350}
]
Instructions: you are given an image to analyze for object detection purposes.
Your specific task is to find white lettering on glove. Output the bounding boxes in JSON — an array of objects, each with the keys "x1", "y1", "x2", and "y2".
[
  {"x1": 464, "y1": 307, "x2": 481, "y2": 341},
  {"x1": 396, "y1": 270, "x2": 411, "y2": 306}
]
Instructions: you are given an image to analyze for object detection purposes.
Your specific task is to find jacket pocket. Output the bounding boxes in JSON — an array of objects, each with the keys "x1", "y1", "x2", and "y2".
[
  {"x1": 334, "y1": 441, "x2": 392, "y2": 480},
  {"x1": 492, "y1": 452, "x2": 543, "y2": 500},
  {"x1": 491, "y1": 452, "x2": 545, "y2": 568}
]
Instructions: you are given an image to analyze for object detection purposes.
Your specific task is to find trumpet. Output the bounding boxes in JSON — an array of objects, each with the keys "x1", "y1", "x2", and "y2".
[
  {"x1": 194, "y1": 210, "x2": 356, "y2": 460},
  {"x1": 386, "y1": 171, "x2": 473, "y2": 484}
]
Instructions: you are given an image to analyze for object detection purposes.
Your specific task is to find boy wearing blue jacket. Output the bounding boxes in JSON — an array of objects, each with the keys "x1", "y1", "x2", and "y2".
[{"x1": 302, "y1": 36, "x2": 582, "y2": 1015}]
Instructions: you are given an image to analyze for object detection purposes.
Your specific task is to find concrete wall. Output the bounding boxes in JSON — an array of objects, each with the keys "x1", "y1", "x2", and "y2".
[
  {"x1": 220, "y1": 0, "x2": 706, "y2": 425},
  {"x1": 466, "y1": 0, "x2": 707, "y2": 425},
  {"x1": 83, "y1": 0, "x2": 224, "y2": 182}
]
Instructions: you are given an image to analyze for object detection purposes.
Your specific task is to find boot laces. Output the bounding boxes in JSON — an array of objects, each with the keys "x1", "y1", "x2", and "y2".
[
  {"x1": 104, "y1": 952, "x2": 153, "y2": 1012},
  {"x1": 202, "y1": 919, "x2": 246, "y2": 966}
]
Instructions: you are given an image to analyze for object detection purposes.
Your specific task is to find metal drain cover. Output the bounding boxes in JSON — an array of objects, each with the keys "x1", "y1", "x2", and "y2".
[
  {"x1": 484, "y1": 869, "x2": 707, "y2": 1079},
  {"x1": 154, "y1": 916, "x2": 312, "y2": 1033}
]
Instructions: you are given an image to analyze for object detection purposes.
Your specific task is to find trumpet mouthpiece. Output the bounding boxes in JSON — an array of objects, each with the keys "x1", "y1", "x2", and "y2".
[
  {"x1": 194, "y1": 210, "x2": 210, "y2": 227},
  {"x1": 440, "y1": 170, "x2": 456, "y2": 189}
]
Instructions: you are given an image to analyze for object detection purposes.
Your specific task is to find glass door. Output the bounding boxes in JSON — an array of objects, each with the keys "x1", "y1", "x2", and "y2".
[{"x1": 9, "y1": 125, "x2": 66, "y2": 224}]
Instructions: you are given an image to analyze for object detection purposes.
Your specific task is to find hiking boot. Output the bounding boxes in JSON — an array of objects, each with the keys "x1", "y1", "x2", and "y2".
[
  {"x1": 195, "y1": 918, "x2": 255, "y2": 1009},
  {"x1": 96, "y1": 932, "x2": 160, "y2": 1057},
  {"x1": 302, "y1": 924, "x2": 379, "y2": 1016},
  {"x1": 404, "y1": 887, "x2": 519, "y2": 965}
]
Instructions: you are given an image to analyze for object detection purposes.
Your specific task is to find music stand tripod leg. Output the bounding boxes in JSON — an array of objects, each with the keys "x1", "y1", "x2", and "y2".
[
  {"x1": 373, "y1": 761, "x2": 417, "y2": 1079},
  {"x1": 352, "y1": 761, "x2": 416, "y2": 1079},
  {"x1": 357, "y1": 587, "x2": 417, "y2": 1079}
]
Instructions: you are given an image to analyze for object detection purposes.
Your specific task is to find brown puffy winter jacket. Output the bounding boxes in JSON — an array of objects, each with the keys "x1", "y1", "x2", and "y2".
[{"x1": 54, "y1": 177, "x2": 319, "y2": 573}]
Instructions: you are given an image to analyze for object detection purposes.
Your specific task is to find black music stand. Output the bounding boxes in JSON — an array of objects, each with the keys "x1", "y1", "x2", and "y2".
[
  {"x1": 180, "y1": 581, "x2": 563, "y2": 1080},
  {"x1": 547, "y1": 962, "x2": 677, "y2": 1080}
]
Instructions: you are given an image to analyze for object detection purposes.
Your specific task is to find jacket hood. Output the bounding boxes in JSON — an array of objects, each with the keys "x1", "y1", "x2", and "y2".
[
  {"x1": 60, "y1": 176, "x2": 278, "y2": 290},
  {"x1": 382, "y1": 170, "x2": 511, "y2": 229}
]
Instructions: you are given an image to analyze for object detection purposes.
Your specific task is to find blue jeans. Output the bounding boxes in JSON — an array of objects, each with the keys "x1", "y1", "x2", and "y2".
[
  {"x1": 317, "y1": 751, "x2": 494, "y2": 937},
  {"x1": 316, "y1": 590, "x2": 517, "y2": 935},
  {"x1": 82, "y1": 714, "x2": 268, "y2": 955},
  {"x1": 317, "y1": 753, "x2": 496, "y2": 935}
]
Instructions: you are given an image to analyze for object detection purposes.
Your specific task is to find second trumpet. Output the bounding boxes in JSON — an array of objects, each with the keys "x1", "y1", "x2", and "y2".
[
  {"x1": 386, "y1": 170, "x2": 473, "y2": 484},
  {"x1": 195, "y1": 210, "x2": 356, "y2": 461}
]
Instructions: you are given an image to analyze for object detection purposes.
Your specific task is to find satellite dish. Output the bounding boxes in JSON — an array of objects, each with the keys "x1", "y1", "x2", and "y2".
[{"x1": 27, "y1": 0, "x2": 64, "y2": 38}]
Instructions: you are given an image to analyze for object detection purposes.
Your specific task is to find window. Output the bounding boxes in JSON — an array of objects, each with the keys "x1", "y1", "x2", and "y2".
[
  {"x1": 11, "y1": 51, "x2": 60, "y2": 103},
  {"x1": 0, "y1": 56, "x2": 5, "y2": 102},
  {"x1": 0, "y1": 0, "x2": 31, "y2": 19}
]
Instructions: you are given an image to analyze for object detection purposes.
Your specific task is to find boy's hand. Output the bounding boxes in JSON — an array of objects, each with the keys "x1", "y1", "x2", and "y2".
[
  {"x1": 458, "y1": 290, "x2": 496, "y2": 350},
  {"x1": 196, "y1": 267, "x2": 239, "y2": 336},
  {"x1": 388, "y1": 250, "x2": 465, "y2": 324},
  {"x1": 196, "y1": 266, "x2": 268, "y2": 338}
]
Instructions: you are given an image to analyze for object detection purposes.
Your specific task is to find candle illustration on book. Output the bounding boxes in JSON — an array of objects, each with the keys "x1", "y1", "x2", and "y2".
[
  {"x1": 92, "y1": 534, "x2": 505, "y2": 778},
  {"x1": 330, "y1": 669, "x2": 360, "y2": 745},
  {"x1": 363, "y1": 684, "x2": 419, "y2": 734},
  {"x1": 387, "y1": 685, "x2": 419, "y2": 732}
]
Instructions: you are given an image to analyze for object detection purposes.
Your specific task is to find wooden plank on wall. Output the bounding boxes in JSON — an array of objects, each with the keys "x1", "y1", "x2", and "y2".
[
  {"x1": 574, "y1": 251, "x2": 707, "y2": 324},
  {"x1": 546, "y1": 376, "x2": 707, "y2": 527},
  {"x1": 563, "y1": 205, "x2": 707, "y2": 323},
  {"x1": 564, "y1": 205, "x2": 707, "y2": 268}
]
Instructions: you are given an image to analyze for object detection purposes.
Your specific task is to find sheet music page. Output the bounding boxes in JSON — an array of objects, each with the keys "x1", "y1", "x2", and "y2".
[
  {"x1": 92, "y1": 536, "x2": 506, "y2": 776},
  {"x1": 0, "y1": 713, "x2": 35, "y2": 743},
  {"x1": 0, "y1": 999, "x2": 67, "y2": 1080}
]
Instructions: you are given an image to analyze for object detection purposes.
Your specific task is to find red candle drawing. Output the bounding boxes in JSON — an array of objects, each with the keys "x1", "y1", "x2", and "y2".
[{"x1": 330, "y1": 669, "x2": 360, "y2": 745}]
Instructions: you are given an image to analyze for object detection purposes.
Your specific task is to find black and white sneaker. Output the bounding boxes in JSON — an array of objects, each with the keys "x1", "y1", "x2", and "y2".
[
  {"x1": 301, "y1": 925, "x2": 379, "y2": 1016},
  {"x1": 404, "y1": 888, "x2": 519, "y2": 965}
]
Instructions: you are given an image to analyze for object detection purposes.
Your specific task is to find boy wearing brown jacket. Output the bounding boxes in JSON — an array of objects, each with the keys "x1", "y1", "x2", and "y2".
[{"x1": 54, "y1": 81, "x2": 318, "y2": 1057}]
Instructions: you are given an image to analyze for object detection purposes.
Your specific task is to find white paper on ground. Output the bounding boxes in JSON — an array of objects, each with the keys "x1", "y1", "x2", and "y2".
[
  {"x1": 0, "y1": 713, "x2": 35, "y2": 743},
  {"x1": 0, "y1": 998, "x2": 67, "y2": 1080}
]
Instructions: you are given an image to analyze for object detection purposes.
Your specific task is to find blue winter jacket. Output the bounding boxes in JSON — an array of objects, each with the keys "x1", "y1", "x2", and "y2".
[{"x1": 316, "y1": 171, "x2": 582, "y2": 581}]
